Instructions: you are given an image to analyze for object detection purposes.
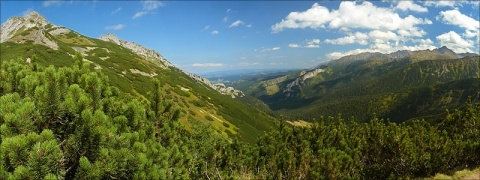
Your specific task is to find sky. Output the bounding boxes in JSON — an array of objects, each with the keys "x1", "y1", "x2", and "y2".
[{"x1": 1, "y1": 1, "x2": 479, "y2": 73}]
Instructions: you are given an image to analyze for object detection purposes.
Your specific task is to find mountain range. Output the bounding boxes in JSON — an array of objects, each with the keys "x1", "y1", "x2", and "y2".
[
  {"x1": 1, "y1": 11, "x2": 479, "y2": 133},
  {"x1": 236, "y1": 45, "x2": 479, "y2": 123}
]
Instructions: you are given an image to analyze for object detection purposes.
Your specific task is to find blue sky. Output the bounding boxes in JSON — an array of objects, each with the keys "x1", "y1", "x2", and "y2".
[{"x1": 1, "y1": 1, "x2": 479, "y2": 73}]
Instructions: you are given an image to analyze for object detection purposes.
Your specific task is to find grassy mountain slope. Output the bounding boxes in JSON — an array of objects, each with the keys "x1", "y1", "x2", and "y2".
[{"x1": 0, "y1": 13, "x2": 276, "y2": 143}]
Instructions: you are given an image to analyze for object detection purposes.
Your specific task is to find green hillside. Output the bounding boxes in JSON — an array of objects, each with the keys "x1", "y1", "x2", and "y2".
[
  {"x1": 0, "y1": 24, "x2": 276, "y2": 143},
  {"x1": 1, "y1": 58, "x2": 478, "y2": 178},
  {"x1": 241, "y1": 53, "x2": 479, "y2": 123}
]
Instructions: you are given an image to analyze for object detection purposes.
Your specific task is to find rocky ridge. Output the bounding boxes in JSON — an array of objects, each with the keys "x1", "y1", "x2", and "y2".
[
  {"x1": 183, "y1": 71, "x2": 245, "y2": 98},
  {"x1": 99, "y1": 33, "x2": 173, "y2": 69},
  {"x1": 98, "y1": 34, "x2": 244, "y2": 98}
]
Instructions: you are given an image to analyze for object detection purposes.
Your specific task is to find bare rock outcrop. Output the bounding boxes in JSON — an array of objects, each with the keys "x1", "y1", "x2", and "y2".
[
  {"x1": 99, "y1": 33, "x2": 173, "y2": 69},
  {"x1": 1, "y1": 11, "x2": 59, "y2": 50}
]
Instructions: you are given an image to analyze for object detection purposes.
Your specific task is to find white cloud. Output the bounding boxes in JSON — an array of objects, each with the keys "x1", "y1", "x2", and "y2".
[
  {"x1": 305, "y1": 39, "x2": 320, "y2": 48},
  {"x1": 192, "y1": 63, "x2": 225, "y2": 67},
  {"x1": 132, "y1": 12, "x2": 148, "y2": 19},
  {"x1": 438, "y1": 9, "x2": 480, "y2": 49},
  {"x1": 43, "y1": 0, "x2": 64, "y2": 7},
  {"x1": 260, "y1": 47, "x2": 281, "y2": 52},
  {"x1": 105, "y1": 24, "x2": 125, "y2": 30},
  {"x1": 229, "y1": 20, "x2": 244, "y2": 28},
  {"x1": 223, "y1": 17, "x2": 228, "y2": 22},
  {"x1": 326, "y1": 38, "x2": 437, "y2": 60},
  {"x1": 211, "y1": 30, "x2": 219, "y2": 35},
  {"x1": 272, "y1": 1, "x2": 431, "y2": 33},
  {"x1": 246, "y1": 24, "x2": 253, "y2": 28},
  {"x1": 226, "y1": 9, "x2": 231, "y2": 13},
  {"x1": 396, "y1": 1, "x2": 428, "y2": 12},
  {"x1": 324, "y1": 32, "x2": 369, "y2": 45},
  {"x1": 272, "y1": 3, "x2": 333, "y2": 32},
  {"x1": 143, "y1": 1, "x2": 164, "y2": 11},
  {"x1": 436, "y1": 31, "x2": 474, "y2": 53},
  {"x1": 132, "y1": 0, "x2": 164, "y2": 19},
  {"x1": 368, "y1": 30, "x2": 399, "y2": 42},
  {"x1": 288, "y1": 43, "x2": 300, "y2": 48},
  {"x1": 438, "y1": 9, "x2": 479, "y2": 31},
  {"x1": 424, "y1": 1, "x2": 457, "y2": 7},
  {"x1": 112, "y1": 7, "x2": 122, "y2": 14}
]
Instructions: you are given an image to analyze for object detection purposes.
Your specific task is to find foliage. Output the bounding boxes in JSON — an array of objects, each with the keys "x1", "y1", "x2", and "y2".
[{"x1": 1, "y1": 56, "x2": 479, "y2": 179}]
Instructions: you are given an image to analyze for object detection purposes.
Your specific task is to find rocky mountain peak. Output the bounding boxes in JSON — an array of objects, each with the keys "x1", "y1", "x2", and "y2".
[
  {"x1": 434, "y1": 46, "x2": 455, "y2": 55},
  {"x1": 99, "y1": 33, "x2": 121, "y2": 44},
  {"x1": 1, "y1": 11, "x2": 58, "y2": 49},
  {"x1": 24, "y1": 11, "x2": 48, "y2": 24}
]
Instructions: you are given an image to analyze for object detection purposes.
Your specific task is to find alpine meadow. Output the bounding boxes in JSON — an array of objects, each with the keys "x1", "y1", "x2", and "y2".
[{"x1": 1, "y1": 1, "x2": 480, "y2": 179}]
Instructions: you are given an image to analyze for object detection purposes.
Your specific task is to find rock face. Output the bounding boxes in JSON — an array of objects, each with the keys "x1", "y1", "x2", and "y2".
[
  {"x1": 182, "y1": 71, "x2": 245, "y2": 98},
  {"x1": 98, "y1": 33, "x2": 244, "y2": 98},
  {"x1": 99, "y1": 33, "x2": 173, "y2": 68},
  {"x1": 283, "y1": 68, "x2": 325, "y2": 94},
  {"x1": 1, "y1": 11, "x2": 59, "y2": 50}
]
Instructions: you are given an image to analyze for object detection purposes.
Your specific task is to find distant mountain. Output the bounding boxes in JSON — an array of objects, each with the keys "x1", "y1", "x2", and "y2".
[
  {"x1": 241, "y1": 46, "x2": 479, "y2": 122},
  {"x1": 0, "y1": 11, "x2": 275, "y2": 142}
]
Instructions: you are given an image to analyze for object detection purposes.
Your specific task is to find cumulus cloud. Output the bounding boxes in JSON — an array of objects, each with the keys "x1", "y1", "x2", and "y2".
[
  {"x1": 211, "y1": 30, "x2": 219, "y2": 35},
  {"x1": 288, "y1": 43, "x2": 300, "y2": 48},
  {"x1": 436, "y1": 31, "x2": 474, "y2": 53},
  {"x1": 324, "y1": 32, "x2": 369, "y2": 45},
  {"x1": 132, "y1": 0, "x2": 164, "y2": 19},
  {"x1": 424, "y1": 1, "x2": 457, "y2": 7},
  {"x1": 271, "y1": 3, "x2": 332, "y2": 32},
  {"x1": 272, "y1": 1, "x2": 431, "y2": 33},
  {"x1": 105, "y1": 24, "x2": 125, "y2": 30},
  {"x1": 396, "y1": 1, "x2": 428, "y2": 12},
  {"x1": 43, "y1": 0, "x2": 64, "y2": 7},
  {"x1": 229, "y1": 20, "x2": 244, "y2": 28},
  {"x1": 439, "y1": 9, "x2": 479, "y2": 31},
  {"x1": 305, "y1": 39, "x2": 320, "y2": 48},
  {"x1": 438, "y1": 9, "x2": 480, "y2": 49},
  {"x1": 192, "y1": 63, "x2": 225, "y2": 67}
]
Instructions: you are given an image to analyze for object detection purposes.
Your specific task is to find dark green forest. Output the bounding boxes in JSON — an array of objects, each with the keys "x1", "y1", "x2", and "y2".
[{"x1": 1, "y1": 57, "x2": 479, "y2": 179}]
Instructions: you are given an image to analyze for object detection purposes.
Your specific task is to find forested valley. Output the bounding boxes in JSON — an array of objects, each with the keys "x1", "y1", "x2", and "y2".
[{"x1": 1, "y1": 56, "x2": 479, "y2": 179}]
